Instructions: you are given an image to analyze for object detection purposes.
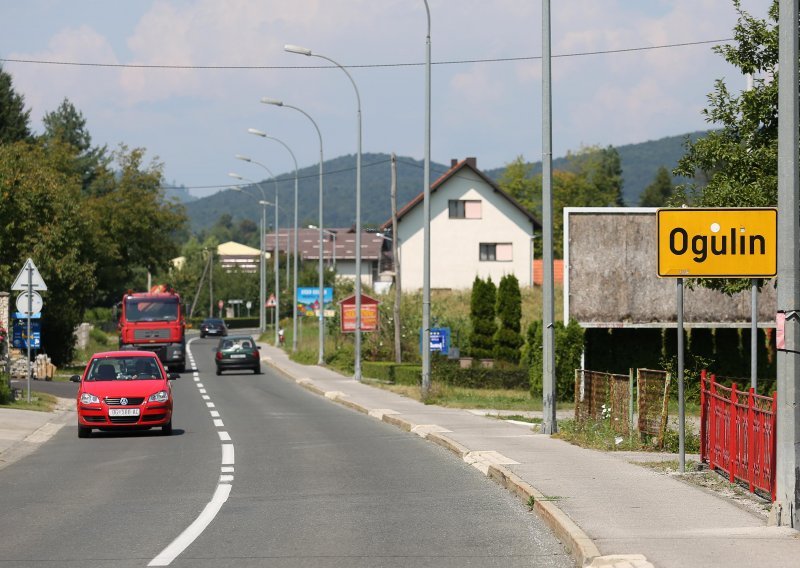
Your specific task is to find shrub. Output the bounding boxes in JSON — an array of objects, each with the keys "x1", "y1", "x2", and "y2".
[
  {"x1": 528, "y1": 318, "x2": 584, "y2": 401},
  {"x1": 494, "y1": 274, "x2": 523, "y2": 364},
  {"x1": 469, "y1": 276, "x2": 496, "y2": 358},
  {"x1": 432, "y1": 358, "x2": 528, "y2": 390}
]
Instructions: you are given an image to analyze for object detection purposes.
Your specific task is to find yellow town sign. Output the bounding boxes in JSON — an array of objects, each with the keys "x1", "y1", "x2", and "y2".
[{"x1": 657, "y1": 208, "x2": 777, "y2": 278}]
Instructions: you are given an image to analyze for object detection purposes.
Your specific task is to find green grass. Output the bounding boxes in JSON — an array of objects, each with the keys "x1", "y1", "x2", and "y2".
[
  {"x1": 555, "y1": 417, "x2": 701, "y2": 453},
  {"x1": 0, "y1": 391, "x2": 59, "y2": 412}
]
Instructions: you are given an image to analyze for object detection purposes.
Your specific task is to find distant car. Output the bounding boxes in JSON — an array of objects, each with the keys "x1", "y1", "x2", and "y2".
[
  {"x1": 72, "y1": 351, "x2": 178, "y2": 438},
  {"x1": 215, "y1": 335, "x2": 261, "y2": 375},
  {"x1": 200, "y1": 318, "x2": 227, "y2": 338}
]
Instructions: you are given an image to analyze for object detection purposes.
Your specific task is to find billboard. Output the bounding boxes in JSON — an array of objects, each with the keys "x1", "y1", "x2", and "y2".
[
  {"x1": 564, "y1": 208, "x2": 777, "y2": 328},
  {"x1": 296, "y1": 287, "x2": 334, "y2": 317}
]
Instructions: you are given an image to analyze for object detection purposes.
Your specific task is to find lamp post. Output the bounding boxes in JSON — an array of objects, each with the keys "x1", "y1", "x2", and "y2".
[
  {"x1": 285, "y1": 44, "x2": 363, "y2": 380},
  {"x1": 262, "y1": 98, "x2": 327, "y2": 365},
  {"x1": 247, "y1": 129, "x2": 299, "y2": 353},
  {"x1": 228, "y1": 173, "x2": 277, "y2": 345},
  {"x1": 421, "y1": 0, "x2": 432, "y2": 397},
  {"x1": 309, "y1": 225, "x2": 336, "y2": 269},
  {"x1": 233, "y1": 157, "x2": 281, "y2": 344}
]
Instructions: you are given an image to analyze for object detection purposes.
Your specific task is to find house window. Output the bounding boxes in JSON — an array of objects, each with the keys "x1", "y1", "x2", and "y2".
[
  {"x1": 479, "y1": 243, "x2": 512, "y2": 262},
  {"x1": 449, "y1": 199, "x2": 482, "y2": 219}
]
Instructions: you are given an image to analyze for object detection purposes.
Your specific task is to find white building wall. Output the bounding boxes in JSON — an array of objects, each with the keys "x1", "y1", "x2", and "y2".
[
  {"x1": 335, "y1": 259, "x2": 375, "y2": 288},
  {"x1": 398, "y1": 169, "x2": 534, "y2": 290}
]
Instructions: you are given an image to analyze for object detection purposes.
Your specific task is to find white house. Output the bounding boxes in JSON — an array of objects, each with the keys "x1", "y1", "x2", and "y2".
[{"x1": 383, "y1": 157, "x2": 541, "y2": 291}]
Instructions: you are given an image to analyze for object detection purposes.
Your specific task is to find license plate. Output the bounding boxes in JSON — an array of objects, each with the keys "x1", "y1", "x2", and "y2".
[
  {"x1": 109, "y1": 408, "x2": 140, "y2": 417},
  {"x1": 230, "y1": 354, "x2": 246, "y2": 359}
]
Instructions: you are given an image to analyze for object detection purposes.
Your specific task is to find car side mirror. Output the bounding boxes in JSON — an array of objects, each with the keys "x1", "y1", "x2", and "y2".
[
  {"x1": 168, "y1": 373, "x2": 180, "y2": 381},
  {"x1": 69, "y1": 374, "x2": 81, "y2": 383}
]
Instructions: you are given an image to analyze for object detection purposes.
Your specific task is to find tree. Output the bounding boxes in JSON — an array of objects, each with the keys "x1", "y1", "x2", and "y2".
[
  {"x1": 41, "y1": 98, "x2": 108, "y2": 192},
  {"x1": 87, "y1": 145, "x2": 188, "y2": 305},
  {"x1": 469, "y1": 276, "x2": 496, "y2": 359},
  {"x1": 0, "y1": 65, "x2": 32, "y2": 144},
  {"x1": 497, "y1": 156, "x2": 538, "y2": 213},
  {"x1": 564, "y1": 145, "x2": 625, "y2": 206},
  {"x1": 494, "y1": 274, "x2": 524, "y2": 364},
  {"x1": 527, "y1": 318, "x2": 584, "y2": 401},
  {"x1": 673, "y1": 0, "x2": 779, "y2": 294},
  {"x1": 639, "y1": 166, "x2": 674, "y2": 206},
  {"x1": 0, "y1": 141, "x2": 97, "y2": 364}
]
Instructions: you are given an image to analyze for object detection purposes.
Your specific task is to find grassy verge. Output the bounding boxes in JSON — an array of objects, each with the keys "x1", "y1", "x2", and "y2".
[
  {"x1": 0, "y1": 392, "x2": 59, "y2": 412},
  {"x1": 554, "y1": 417, "x2": 701, "y2": 453}
]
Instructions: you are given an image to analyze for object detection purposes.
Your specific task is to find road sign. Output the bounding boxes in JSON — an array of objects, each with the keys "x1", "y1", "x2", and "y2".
[
  {"x1": 266, "y1": 294, "x2": 276, "y2": 308},
  {"x1": 218, "y1": 300, "x2": 224, "y2": 309},
  {"x1": 12, "y1": 319, "x2": 40, "y2": 349},
  {"x1": 11, "y1": 258, "x2": 47, "y2": 291},
  {"x1": 16, "y1": 291, "x2": 43, "y2": 315},
  {"x1": 657, "y1": 208, "x2": 777, "y2": 278}
]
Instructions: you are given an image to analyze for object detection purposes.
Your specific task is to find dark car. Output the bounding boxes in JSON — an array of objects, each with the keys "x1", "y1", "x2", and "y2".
[
  {"x1": 215, "y1": 335, "x2": 261, "y2": 375},
  {"x1": 200, "y1": 318, "x2": 227, "y2": 338}
]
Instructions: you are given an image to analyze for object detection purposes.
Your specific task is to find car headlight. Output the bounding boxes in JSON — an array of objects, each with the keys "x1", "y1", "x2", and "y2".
[
  {"x1": 149, "y1": 390, "x2": 169, "y2": 403},
  {"x1": 80, "y1": 393, "x2": 100, "y2": 404}
]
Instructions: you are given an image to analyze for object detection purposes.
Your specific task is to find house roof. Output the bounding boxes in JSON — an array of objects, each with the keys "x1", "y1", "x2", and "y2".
[
  {"x1": 217, "y1": 241, "x2": 261, "y2": 256},
  {"x1": 381, "y1": 157, "x2": 541, "y2": 231},
  {"x1": 264, "y1": 228, "x2": 385, "y2": 261}
]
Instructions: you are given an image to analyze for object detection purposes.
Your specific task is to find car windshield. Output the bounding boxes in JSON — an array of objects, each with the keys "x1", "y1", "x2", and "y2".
[
  {"x1": 221, "y1": 338, "x2": 253, "y2": 350},
  {"x1": 125, "y1": 298, "x2": 179, "y2": 322},
  {"x1": 86, "y1": 357, "x2": 163, "y2": 381}
]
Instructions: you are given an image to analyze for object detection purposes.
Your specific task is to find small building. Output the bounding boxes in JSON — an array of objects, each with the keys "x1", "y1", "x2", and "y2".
[
  {"x1": 216, "y1": 241, "x2": 263, "y2": 273},
  {"x1": 382, "y1": 157, "x2": 541, "y2": 291}
]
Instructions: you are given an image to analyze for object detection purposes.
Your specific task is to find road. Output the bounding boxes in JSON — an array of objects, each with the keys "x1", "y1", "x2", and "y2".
[{"x1": 0, "y1": 336, "x2": 571, "y2": 567}]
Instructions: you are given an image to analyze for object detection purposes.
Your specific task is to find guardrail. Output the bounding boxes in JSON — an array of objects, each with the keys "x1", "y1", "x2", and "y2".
[{"x1": 700, "y1": 370, "x2": 776, "y2": 501}]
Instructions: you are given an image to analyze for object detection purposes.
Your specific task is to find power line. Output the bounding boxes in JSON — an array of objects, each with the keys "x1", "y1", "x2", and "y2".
[{"x1": 1, "y1": 38, "x2": 732, "y2": 71}]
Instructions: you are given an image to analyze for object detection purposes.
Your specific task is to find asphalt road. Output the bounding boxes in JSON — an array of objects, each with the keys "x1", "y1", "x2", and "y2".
[{"x1": 0, "y1": 337, "x2": 571, "y2": 567}]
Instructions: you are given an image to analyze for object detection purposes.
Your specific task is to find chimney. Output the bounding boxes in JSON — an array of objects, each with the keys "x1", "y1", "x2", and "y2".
[
  {"x1": 450, "y1": 159, "x2": 459, "y2": 168},
  {"x1": 465, "y1": 157, "x2": 477, "y2": 168}
]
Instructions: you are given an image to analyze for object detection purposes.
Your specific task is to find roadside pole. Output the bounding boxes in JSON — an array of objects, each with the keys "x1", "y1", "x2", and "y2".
[
  {"x1": 11, "y1": 259, "x2": 47, "y2": 404},
  {"x1": 775, "y1": 0, "x2": 799, "y2": 528},
  {"x1": 677, "y1": 278, "x2": 685, "y2": 473}
]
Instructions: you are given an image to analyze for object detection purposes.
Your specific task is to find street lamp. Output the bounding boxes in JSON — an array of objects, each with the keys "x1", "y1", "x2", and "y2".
[
  {"x1": 228, "y1": 173, "x2": 276, "y2": 344},
  {"x1": 247, "y1": 128, "x2": 300, "y2": 353},
  {"x1": 309, "y1": 225, "x2": 336, "y2": 269},
  {"x1": 285, "y1": 43, "x2": 363, "y2": 381},
  {"x1": 421, "y1": 1, "x2": 432, "y2": 396},
  {"x1": 262, "y1": 98, "x2": 327, "y2": 366},
  {"x1": 233, "y1": 157, "x2": 282, "y2": 345}
]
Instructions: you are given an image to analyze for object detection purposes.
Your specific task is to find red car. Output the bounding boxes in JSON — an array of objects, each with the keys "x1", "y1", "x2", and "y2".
[{"x1": 72, "y1": 351, "x2": 178, "y2": 438}]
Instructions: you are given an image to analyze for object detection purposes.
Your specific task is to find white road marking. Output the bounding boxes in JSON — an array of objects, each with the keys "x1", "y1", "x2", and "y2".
[
  {"x1": 193, "y1": 377, "x2": 199, "y2": 382},
  {"x1": 206, "y1": 402, "x2": 215, "y2": 408},
  {"x1": 219, "y1": 474, "x2": 234, "y2": 483},
  {"x1": 218, "y1": 431, "x2": 231, "y2": 441},
  {"x1": 221, "y1": 466, "x2": 234, "y2": 473},
  {"x1": 210, "y1": 410, "x2": 220, "y2": 418},
  {"x1": 221, "y1": 444, "x2": 234, "y2": 465},
  {"x1": 213, "y1": 419, "x2": 224, "y2": 427},
  {"x1": 148, "y1": 484, "x2": 232, "y2": 566},
  {"x1": 197, "y1": 383, "x2": 204, "y2": 388},
  {"x1": 202, "y1": 395, "x2": 210, "y2": 400}
]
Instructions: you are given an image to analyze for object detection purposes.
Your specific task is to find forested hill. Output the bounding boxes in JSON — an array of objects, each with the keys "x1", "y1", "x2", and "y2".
[{"x1": 183, "y1": 131, "x2": 707, "y2": 232}]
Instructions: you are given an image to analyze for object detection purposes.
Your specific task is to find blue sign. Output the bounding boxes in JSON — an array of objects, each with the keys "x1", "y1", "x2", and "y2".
[
  {"x1": 12, "y1": 319, "x2": 41, "y2": 349},
  {"x1": 420, "y1": 327, "x2": 450, "y2": 355},
  {"x1": 296, "y1": 287, "x2": 334, "y2": 317}
]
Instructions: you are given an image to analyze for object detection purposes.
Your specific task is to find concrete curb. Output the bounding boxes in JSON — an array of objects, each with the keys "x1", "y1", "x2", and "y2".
[{"x1": 263, "y1": 356, "x2": 605, "y2": 567}]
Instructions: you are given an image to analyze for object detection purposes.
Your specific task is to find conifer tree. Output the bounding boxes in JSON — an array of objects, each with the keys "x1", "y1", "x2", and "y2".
[
  {"x1": 0, "y1": 65, "x2": 32, "y2": 144},
  {"x1": 494, "y1": 274, "x2": 524, "y2": 364},
  {"x1": 469, "y1": 276, "x2": 497, "y2": 358}
]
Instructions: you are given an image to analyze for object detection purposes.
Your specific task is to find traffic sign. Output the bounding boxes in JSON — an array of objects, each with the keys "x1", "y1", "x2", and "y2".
[
  {"x1": 16, "y1": 291, "x2": 43, "y2": 315},
  {"x1": 11, "y1": 258, "x2": 47, "y2": 291},
  {"x1": 266, "y1": 294, "x2": 276, "y2": 308},
  {"x1": 218, "y1": 300, "x2": 224, "y2": 309},
  {"x1": 657, "y1": 208, "x2": 777, "y2": 278}
]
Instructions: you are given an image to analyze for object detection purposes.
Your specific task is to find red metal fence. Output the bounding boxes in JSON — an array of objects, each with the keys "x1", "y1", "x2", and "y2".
[{"x1": 700, "y1": 370, "x2": 777, "y2": 501}]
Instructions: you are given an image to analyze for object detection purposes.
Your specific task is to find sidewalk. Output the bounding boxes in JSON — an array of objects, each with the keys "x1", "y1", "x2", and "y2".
[
  {"x1": 257, "y1": 342, "x2": 800, "y2": 568},
  {"x1": 0, "y1": 397, "x2": 73, "y2": 472}
]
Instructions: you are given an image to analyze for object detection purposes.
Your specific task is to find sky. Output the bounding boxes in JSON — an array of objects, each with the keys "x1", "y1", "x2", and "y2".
[{"x1": 0, "y1": 0, "x2": 769, "y2": 198}]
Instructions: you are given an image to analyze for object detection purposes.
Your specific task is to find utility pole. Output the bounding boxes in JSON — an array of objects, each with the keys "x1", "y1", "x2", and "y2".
[
  {"x1": 775, "y1": 0, "x2": 799, "y2": 528},
  {"x1": 391, "y1": 153, "x2": 402, "y2": 363}
]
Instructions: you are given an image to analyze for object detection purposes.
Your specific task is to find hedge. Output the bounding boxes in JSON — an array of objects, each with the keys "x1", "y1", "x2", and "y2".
[
  {"x1": 361, "y1": 361, "x2": 422, "y2": 386},
  {"x1": 432, "y1": 359, "x2": 528, "y2": 390}
]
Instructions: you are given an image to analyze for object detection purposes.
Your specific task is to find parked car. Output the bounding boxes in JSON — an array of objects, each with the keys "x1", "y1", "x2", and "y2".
[
  {"x1": 215, "y1": 335, "x2": 261, "y2": 375},
  {"x1": 200, "y1": 318, "x2": 227, "y2": 338},
  {"x1": 71, "y1": 351, "x2": 178, "y2": 438}
]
